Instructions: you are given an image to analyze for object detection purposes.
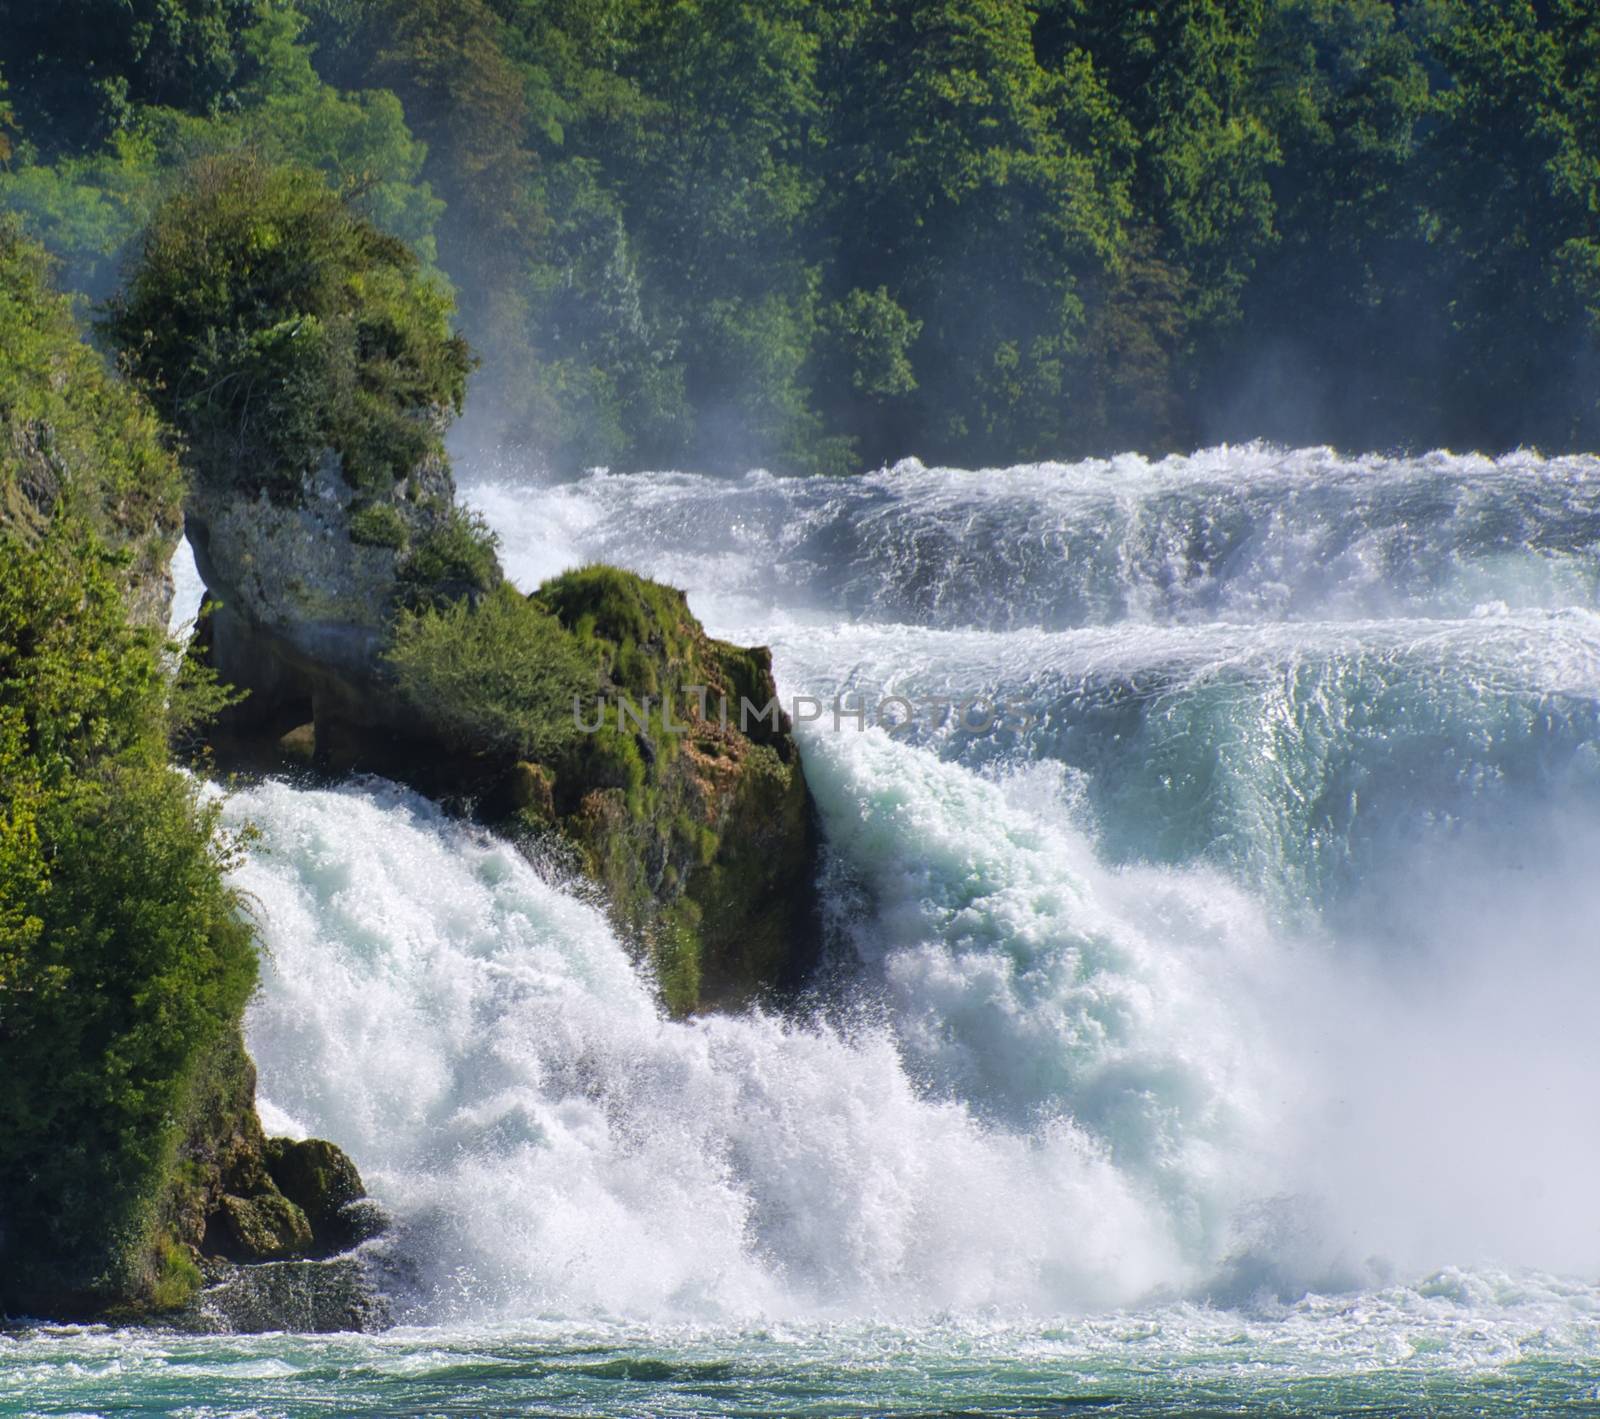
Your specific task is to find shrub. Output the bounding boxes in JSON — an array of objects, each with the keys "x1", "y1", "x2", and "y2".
[
  {"x1": 103, "y1": 153, "x2": 472, "y2": 499},
  {"x1": 0, "y1": 524, "x2": 257, "y2": 1311},
  {"x1": 397, "y1": 504, "x2": 501, "y2": 603},
  {"x1": 348, "y1": 499, "x2": 408, "y2": 549},
  {"x1": 385, "y1": 582, "x2": 595, "y2": 761},
  {"x1": 2, "y1": 230, "x2": 253, "y2": 1312}
]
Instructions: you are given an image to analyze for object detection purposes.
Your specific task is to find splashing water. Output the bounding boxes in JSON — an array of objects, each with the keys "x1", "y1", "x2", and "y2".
[{"x1": 8, "y1": 446, "x2": 1600, "y2": 1416}]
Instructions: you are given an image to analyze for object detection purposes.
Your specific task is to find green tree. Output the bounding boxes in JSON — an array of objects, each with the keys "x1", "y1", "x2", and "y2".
[
  {"x1": 1408, "y1": 0, "x2": 1600, "y2": 449},
  {"x1": 1039, "y1": 0, "x2": 1278, "y2": 335},
  {"x1": 308, "y1": 0, "x2": 545, "y2": 429},
  {"x1": 0, "y1": 0, "x2": 257, "y2": 156},
  {"x1": 1, "y1": 220, "x2": 255, "y2": 1313},
  {"x1": 0, "y1": 5, "x2": 443, "y2": 301},
  {"x1": 1201, "y1": 0, "x2": 1431, "y2": 445},
  {"x1": 821, "y1": 0, "x2": 1132, "y2": 464},
  {"x1": 104, "y1": 155, "x2": 470, "y2": 497},
  {"x1": 604, "y1": 0, "x2": 836, "y2": 470}
]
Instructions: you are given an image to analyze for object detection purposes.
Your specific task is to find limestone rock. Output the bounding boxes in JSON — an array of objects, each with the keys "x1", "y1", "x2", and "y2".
[{"x1": 186, "y1": 445, "x2": 456, "y2": 751}]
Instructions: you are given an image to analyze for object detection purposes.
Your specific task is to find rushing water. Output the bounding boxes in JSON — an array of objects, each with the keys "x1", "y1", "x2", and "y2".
[{"x1": 6, "y1": 446, "x2": 1600, "y2": 1416}]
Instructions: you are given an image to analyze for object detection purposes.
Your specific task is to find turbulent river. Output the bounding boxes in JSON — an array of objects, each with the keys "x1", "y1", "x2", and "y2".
[{"x1": 6, "y1": 445, "x2": 1600, "y2": 1416}]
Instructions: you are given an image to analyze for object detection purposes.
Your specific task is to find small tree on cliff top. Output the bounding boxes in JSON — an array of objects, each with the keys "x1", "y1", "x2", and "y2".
[{"x1": 104, "y1": 153, "x2": 472, "y2": 498}]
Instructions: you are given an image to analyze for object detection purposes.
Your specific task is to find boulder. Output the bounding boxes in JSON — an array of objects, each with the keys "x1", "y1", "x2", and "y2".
[
  {"x1": 264, "y1": 1138, "x2": 369, "y2": 1250},
  {"x1": 176, "y1": 1256, "x2": 391, "y2": 1334},
  {"x1": 212, "y1": 1193, "x2": 314, "y2": 1261}
]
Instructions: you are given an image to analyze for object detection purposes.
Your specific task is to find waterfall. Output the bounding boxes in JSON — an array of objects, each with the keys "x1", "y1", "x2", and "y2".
[{"x1": 204, "y1": 446, "x2": 1600, "y2": 1324}]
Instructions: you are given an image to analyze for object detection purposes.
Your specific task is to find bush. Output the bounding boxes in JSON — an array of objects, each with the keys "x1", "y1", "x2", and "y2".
[
  {"x1": 103, "y1": 153, "x2": 471, "y2": 499},
  {"x1": 0, "y1": 524, "x2": 257, "y2": 1311},
  {"x1": 348, "y1": 499, "x2": 408, "y2": 549},
  {"x1": 2, "y1": 229, "x2": 252, "y2": 1312},
  {"x1": 385, "y1": 582, "x2": 595, "y2": 761},
  {"x1": 397, "y1": 504, "x2": 501, "y2": 603}
]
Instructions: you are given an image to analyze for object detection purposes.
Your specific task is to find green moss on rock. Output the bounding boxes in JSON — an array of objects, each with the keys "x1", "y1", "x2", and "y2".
[
  {"x1": 215, "y1": 1193, "x2": 315, "y2": 1262},
  {"x1": 264, "y1": 1139, "x2": 366, "y2": 1240},
  {"x1": 536, "y1": 565, "x2": 817, "y2": 1015}
]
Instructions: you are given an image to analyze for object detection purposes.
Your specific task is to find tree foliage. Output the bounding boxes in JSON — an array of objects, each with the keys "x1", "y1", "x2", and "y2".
[
  {"x1": 104, "y1": 154, "x2": 469, "y2": 497},
  {"x1": 6, "y1": 0, "x2": 1600, "y2": 465},
  {"x1": 0, "y1": 224, "x2": 255, "y2": 1312}
]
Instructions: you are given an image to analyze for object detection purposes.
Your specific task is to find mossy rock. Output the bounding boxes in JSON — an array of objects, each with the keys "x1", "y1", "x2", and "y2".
[
  {"x1": 530, "y1": 567, "x2": 818, "y2": 1015},
  {"x1": 214, "y1": 1193, "x2": 315, "y2": 1261},
  {"x1": 537, "y1": 564, "x2": 762, "y2": 710},
  {"x1": 264, "y1": 1138, "x2": 367, "y2": 1243},
  {"x1": 507, "y1": 760, "x2": 556, "y2": 819}
]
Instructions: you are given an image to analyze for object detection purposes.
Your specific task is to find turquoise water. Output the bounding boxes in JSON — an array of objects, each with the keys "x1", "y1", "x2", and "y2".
[
  {"x1": 6, "y1": 447, "x2": 1600, "y2": 1416},
  {"x1": 7, "y1": 1290, "x2": 1600, "y2": 1417},
  {"x1": 3, "y1": 1299, "x2": 1600, "y2": 1419}
]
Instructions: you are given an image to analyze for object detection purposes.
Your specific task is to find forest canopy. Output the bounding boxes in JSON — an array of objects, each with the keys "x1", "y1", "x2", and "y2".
[{"x1": 3, "y1": 0, "x2": 1596, "y2": 473}]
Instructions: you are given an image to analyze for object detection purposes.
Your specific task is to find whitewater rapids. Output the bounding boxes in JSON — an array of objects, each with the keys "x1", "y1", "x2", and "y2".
[{"x1": 34, "y1": 444, "x2": 1588, "y2": 1416}]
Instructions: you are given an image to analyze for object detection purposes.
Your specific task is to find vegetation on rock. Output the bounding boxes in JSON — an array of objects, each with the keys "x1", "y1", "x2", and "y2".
[
  {"x1": 104, "y1": 153, "x2": 469, "y2": 500},
  {"x1": 0, "y1": 221, "x2": 259, "y2": 1316},
  {"x1": 395, "y1": 505, "x2": 503, "y2": 605},
  {"x1": 1, "y1": 219, "x2": 374, "y2": 1321},
  {"x1": 386, "y1": 582, "x2": 594, "y2": 761},
  {"x1": 101, "y1": 164, "x2": 817, "y2": 1020},
  {"x1": 0, "y1": 220, "x2": 184, "y2": 618},
  {"x1": 538, "y1": 566, "x2": 816, "y2": 1013}
]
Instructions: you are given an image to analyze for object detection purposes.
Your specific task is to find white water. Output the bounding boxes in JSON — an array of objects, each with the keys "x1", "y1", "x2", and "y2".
[{"x1": 192, "y1": 447, "x2": 1600, "y2": 1328}]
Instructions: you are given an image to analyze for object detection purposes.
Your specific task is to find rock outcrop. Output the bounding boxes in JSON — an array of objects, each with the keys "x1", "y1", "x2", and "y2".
[
  {"x1": 168, "y1": 1028, "x2": 379, "y2": 1274},
  {"x1": 192, "y1": 459, "x2": 819, "y2": 1016},
  {"x1": 116, "y1": 149, "x2": 820, "y2": 1013},
  {"x1": 184, "y1": 444, "x2": 459, "y2": 753}
]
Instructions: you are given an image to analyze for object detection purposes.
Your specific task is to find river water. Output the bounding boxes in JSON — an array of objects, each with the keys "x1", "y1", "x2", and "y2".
[{"x1": 5, "y1": 446, "x2": 1599, "y2": 1415}]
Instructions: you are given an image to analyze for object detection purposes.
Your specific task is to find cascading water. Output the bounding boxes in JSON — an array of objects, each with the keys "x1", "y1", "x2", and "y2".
[
  {"x1": 456, "y1": 447, "x2": 1600, "y2": 1291},
  {"x1": 9, "y1": 447, "x2": 1600, "y2": 1416}
]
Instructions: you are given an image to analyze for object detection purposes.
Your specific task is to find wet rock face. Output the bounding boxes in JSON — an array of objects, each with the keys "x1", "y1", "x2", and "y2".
[
  {"x1": 201, "y1": 1143, "x2": 374, "y2": 1266},
  {"x1": 212, "y1": 1193, "x2": 314, "y2": 1261},
  {"x1": 171, "y1": 1028, "x2": 378, "y2": 1269},
  {"x1": 264, "y1": 1139, "x2": 369, "y2": 1250},
  {"x1": 177, "y1": 1256, "x2": 391, "y2": 1334},
  {"x1": 185, "y1": 445, "x2": 456, "y2": 744}
]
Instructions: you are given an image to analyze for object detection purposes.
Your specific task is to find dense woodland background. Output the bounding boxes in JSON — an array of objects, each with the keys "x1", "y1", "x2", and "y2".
[{"x1": 3, "y1": 0, "x2": 1598, "y2": 473}]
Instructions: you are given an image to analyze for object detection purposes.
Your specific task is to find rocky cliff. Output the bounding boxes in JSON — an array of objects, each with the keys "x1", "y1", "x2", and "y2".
[
  {"x1": 0, "y1": 218, "x2": 373, "y2": 1326},
  {"x1": 128, "y1": 159, "x2": 819, "y2": 1018}
]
